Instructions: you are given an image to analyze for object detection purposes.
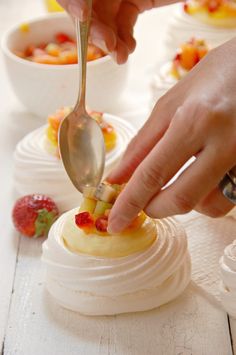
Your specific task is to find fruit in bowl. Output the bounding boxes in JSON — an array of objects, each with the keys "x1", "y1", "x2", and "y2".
[
  {"x1": 45, "y1": 108, "x2": 117, "y2": 157},
  {"x1": 16, "y1": 32, "x2": 105, "y2": 65},
  {"x1": 2, "y1": 13, "x2": 129, "y2": 116}
]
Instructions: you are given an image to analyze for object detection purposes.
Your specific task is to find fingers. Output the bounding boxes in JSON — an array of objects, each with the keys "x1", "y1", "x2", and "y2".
[
  {"x1": 58, "y1": 0, "x2": 88, "y2": 21},
  {"x1": 108, "y1": 96, "x2": 175, "y2": 184},
  {"x1": 113, "y1": 38, "x2": 130, "y2": 64},
  {"x1": 144, "y1": 145, "x2": 232, "y2": 219},
  {"x1": 116, "y1": 1, "x2": 138, "y2": 54},
  {"x1": 90, "y1": 22, "x2": 129, "y2": 64},
  {"x1": 195, "y1": 186, "x2": 234, "y2": 217},
  {"x1": 58, "y1": 0, "x2": 138, "y2": 63},
  {"x1": 108, "y1": 108, "x2": 202, "y2": 233},
  {"x1": 108, "y1": 84, "x2": 186, "y2": 183},
  {"x1": 90, "y1": 19, "x2": 117, "y2": 53}
]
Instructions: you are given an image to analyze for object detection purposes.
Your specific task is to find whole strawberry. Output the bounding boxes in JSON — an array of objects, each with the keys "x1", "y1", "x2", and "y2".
[{"x1": 12, "y1": 194, "x2": 59, "y2": 238}]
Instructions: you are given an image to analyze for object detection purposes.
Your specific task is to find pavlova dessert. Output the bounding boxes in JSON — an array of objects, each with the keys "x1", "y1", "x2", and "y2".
[
  {"x1": 42, "y1": 182, "x2": 191, "y2": 316},
  {"x1": 13, "y1": 109, "x2": 135, "y2": 211},
  {"x1": 165, "y1": 2, "x2": 236, "y2": 53},
  {"x1": 150, "y1": 38, "x2": 209, "y2": 104},
  {"x1": 184, "y1": 0, "x2": 236, "y2": 27}
]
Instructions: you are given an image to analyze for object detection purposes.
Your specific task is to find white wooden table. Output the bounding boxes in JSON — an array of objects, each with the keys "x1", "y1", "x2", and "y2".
[{"x1": 0, "y1": 1, "x2": 235, "y2": 354}]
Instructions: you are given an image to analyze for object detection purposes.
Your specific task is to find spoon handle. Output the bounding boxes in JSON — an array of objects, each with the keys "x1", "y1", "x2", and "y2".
[{"x1": 75, "y1": 0, "x2": 93, "y2": 112}]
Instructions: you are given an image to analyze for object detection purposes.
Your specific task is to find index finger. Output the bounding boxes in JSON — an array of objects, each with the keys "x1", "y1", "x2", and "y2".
[
  {"x1": 108, "y1": 107, "x2": 203, "y2": 233},
  {"x1": 58, "y1": 0, "x2": 88, "y2": 21}
]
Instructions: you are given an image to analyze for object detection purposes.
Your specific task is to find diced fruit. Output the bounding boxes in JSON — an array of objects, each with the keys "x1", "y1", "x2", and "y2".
[
  {"x1": 12, "y1": 194, "x2": 59, "y2": 238},
  {"x1": 75, "y1": 182, "x2": 148, "y2": 235},
  {"x1": 95, "y1": 183, "x2": 117, "y2": 203},
  {"x1": 103, "y1": 130, "x2": 117, "y2": 152},
  {"x1": 184, "y1": 2, "x2": 189, "y2": 13},
  {"x1": 171, "y1": 38, "x2": 209, "y2": 78},
  {"x1": 197, "y1": 46, "x2": 208, "y2": 59},
  {"x1": 46, "y1": 126, "x2": 57, "y2": 146},
  {"x1": 33, "y1": 48, "x2": 46, "y2": 57},
  {"x1": 79, "y1": 198, "x2": 97, "y2": 214},
  {"x1": 33, "y1": 55, "x2": 61, "y2": 65},
  {"x1": 83, "y1": 186, "x2": 97, "y2": 200},
  {"x1": 55, "y1": 32, "x2": 72, "y2": 44},
  {"x1": 104, "y1": 209, "x2": 111, "y2": 217},
  {"x1": 170, "y1": 63, "x2": 181, "y2": 80},
  {"x1": 95, "y1": 216, "x2": 108, "y2": 232},
  {"x1": 25, "y1": 45, "x2": 35, "y2": 57},
  {"x1": 46, "y1": 108, "x2": 72, "y2": 149},
  {"x1": 179, "y1": 44, "x2": 199, "y2": 70},
  {"x1": 94, "y1": 201, "x2": 113, "y2": 217},
  {"x1": 111, "y1": 184, "x2": 124, "y2": 193},
  {"x1": 59, "y1": 50, "x2": 77, "y2": 64},
  {"x1": 46, "y1": 108, "x2": 116, "y2": 157},
  {"x1": 48, "y1": 114, "x2": 61, "y2": 132},
  {"x1": 45, "y1": 43, "x2": 60, "y2": 57},
  {"x1": 75, "y1": 212, "x2": 94, "y2": 231},
  {"x1": 208, "y1": 0, "x2": 221, "y2": 13},
  {"x1": 87, "y1": 45, "x2": 105, "y2": 61},
  {"x1": 16, "y1": 33, "x2": 105, "y2": 65},
  {"x1": 19, "y1": 23, "x2": 30, "y2": 33}
]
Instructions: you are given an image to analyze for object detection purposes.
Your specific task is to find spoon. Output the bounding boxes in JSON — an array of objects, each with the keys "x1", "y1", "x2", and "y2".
[{"x1": 59, "y1": 1, "x2": 105, "y2": 193}]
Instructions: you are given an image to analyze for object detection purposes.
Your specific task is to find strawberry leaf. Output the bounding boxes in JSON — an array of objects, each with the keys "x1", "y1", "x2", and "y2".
[{"x1": 35, "y1": 208, "x2": 57, "y2": 238}]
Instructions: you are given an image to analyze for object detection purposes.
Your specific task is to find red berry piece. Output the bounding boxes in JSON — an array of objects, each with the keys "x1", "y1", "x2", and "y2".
[
  {"x1": 75, "y1": 212, "x2": 94, "y2": 229},
  {"x1": 184, "y1": 3, "x2": 189, "y2": 13},
  {"x1": 174, "y1": 53, "x2": 181, "y2": 62},
  {"x1": 208, "y1": 0, "x2": 220, "y2": 12},
  {"x1": 55, "y1": 32, "x2": 71, "y2": 44},
  {"x1": 12, "y1": 194, "x2": 59, "y2": 238},
  {"x1": 95, "y1": 216, "x2": 108, "y2": 233}
]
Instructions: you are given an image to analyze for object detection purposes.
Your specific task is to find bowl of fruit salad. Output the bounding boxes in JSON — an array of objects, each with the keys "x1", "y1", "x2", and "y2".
[{"x1": 2, "y1": 13, "x2": 129, "y2": 117}]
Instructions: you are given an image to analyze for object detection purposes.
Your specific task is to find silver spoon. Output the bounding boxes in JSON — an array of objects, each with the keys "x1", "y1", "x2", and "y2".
[{"x1": 59, "y1": 1, "x2": 105, "y2": 193}]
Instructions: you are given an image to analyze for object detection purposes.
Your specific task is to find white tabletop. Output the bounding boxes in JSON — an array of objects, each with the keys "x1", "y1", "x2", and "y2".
[{"x1": 0, "y1": 1, "x2": 235, "y2": 354}]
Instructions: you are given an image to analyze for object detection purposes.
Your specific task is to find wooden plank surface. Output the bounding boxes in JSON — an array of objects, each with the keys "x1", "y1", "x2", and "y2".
[
  {"x1": 0, "y1": 1, "x2": 46, "y2": 350},
  {"x1": 230, "y1": 318, "x2": 236, "y2": 354},
  {"x1": 3, "y1": 237, "x2": 233, "y2": 355},
  {"x1": 0, "y1": 0, "x2": 235, "y2": 354}
]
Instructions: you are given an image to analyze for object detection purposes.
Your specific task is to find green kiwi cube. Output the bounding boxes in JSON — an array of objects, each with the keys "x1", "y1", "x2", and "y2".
[
  {"x1": 94, "y1": 201, "x2": 113, "y2": 216},
  {"x1": 79, "y1": 198, "x2": 97, "y2": 213}
]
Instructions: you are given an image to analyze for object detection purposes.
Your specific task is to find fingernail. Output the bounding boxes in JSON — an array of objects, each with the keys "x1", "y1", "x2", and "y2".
[
  {"x1": 68, "y1": 4, "x2": 83, "y2": 20},
  {"x1": 107, "y1": 216, "x2": 127, "y2": 234},
  {"x1": 110, "y1": 51, "x2": 118, "y2": 63},
  {"x1": 80, "y1": 9, "x2": 87, "y2": 22},
  {"x1": 92, "y1": 38, "x2": 108, "y2": 53}
]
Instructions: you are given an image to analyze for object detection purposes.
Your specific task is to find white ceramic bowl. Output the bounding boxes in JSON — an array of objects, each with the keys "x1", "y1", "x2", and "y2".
[{"x1": 2, "y1": 13, "x2": 129, "y2": 118}]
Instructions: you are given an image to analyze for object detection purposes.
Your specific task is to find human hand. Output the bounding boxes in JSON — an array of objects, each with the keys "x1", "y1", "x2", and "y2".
[
  {"x1": 57, "y1": 0, "x2": 173, "y2": 63},
  {"x1": 107, "y1": 38, "x2": 236, "y2": 233}
]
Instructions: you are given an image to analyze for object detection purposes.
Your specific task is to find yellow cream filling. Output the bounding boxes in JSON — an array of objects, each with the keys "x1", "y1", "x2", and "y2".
[{"x1": 62, "y1": 211, "x2": 157, "y2": 258}]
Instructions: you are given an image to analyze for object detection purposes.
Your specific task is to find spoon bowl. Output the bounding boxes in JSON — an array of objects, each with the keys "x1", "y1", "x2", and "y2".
[{"x1": 59, "y1": 109, "x2": 105, "y2": 191}]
